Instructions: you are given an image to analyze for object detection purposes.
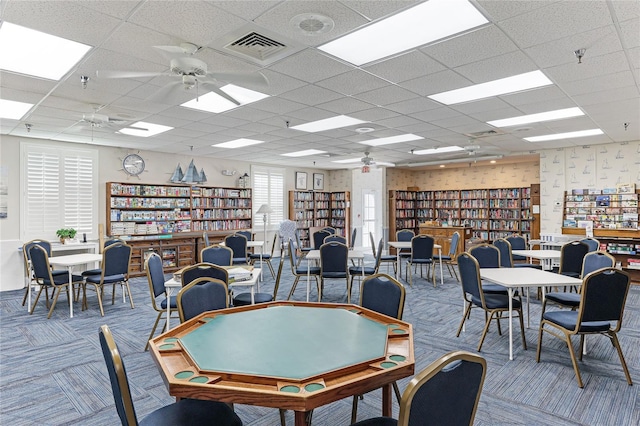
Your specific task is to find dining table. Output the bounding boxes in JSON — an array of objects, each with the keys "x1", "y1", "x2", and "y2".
[
  {"x1": 512, "y1": 249, "x2": 562, "y2": 271},
  {"x1": 479, "y1": 267, "x2": 582, "y2": 360}
]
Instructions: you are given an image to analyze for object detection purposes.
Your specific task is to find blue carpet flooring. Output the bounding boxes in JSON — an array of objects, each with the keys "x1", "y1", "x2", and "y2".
[{"x1": 1, "y1": 256, "x2": 638, "y2": 425}]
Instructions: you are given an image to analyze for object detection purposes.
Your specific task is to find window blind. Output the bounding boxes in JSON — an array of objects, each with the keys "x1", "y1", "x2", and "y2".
[
  {"x1": 21, "y1": 143, "x2": 98, "y2": 240},
  {"x1": 251, "y1": 166, "x2": 284, "y2": 227}
]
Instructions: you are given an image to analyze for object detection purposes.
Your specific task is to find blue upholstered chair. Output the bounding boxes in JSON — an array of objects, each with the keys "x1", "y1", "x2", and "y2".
[
  {"x1": 319, "y1": 242, "x2": 350, "y2": 302},
  {"x1": 144, "y1": 253, "x2": 177, "y2": 351},
  {"x1": 224, "y1": 234, "x2": 249, "y2": 265},
  {"x1": 537, "y1": 268, "x2": 632, "y2": 388},
  {"x1": 84, "y1": 243, "x2": 133, "y2": 316},
  {"x1": 286, "y1": 239, "x2": 320, "y2": 301},
  {"x1": 200, "y1": 244, "x2": 233, "y2": 265},
  {"x1": 493, "y1": 238, "x2": 514, "y2": 268},
  {"x1": 468, "y1": 244, "x2": 509, "y2": 294},
  {"x1": 22, "y1": 239, "x2": 67, "y2": 306},
  {"x1": 504, "y1": 235, "x2": 542, "y2": 269},
  {"x1": 180, "y1": 263, "x2": 228, "y2": 287},
  {"x1": 324, "y1": 234, "x2": 347, "y2": 244},
  {"x1": 29, "y1": 244, "x2": 83, "y2": 318},
  {"x1": 177, "y1": 277, "x2": 229, "y2": 322},
  {"x1": 321, "y1": 226, "x2": 336, "y2": 235},
  {"x1": 351, "y1": 273, "x2": 406, "y2": 423},
  {"x1": 395, "y1": 229, "x2": 415, "y2": 277},
  {"x1": 555, "y1": 241, "x2": 590, "y2": 278},
  {"x1": 99, "y1": 324, "x2": 242, "y2": 426},
  {"x1": 312, "y1": 230, "x2": 331, "y2": 249},
  {"x1": 579, "y1": 237, "x2": 600, "y2": 252},
  {"x1": 351, "y1": 351, "x2": 486, "y2": 426},
  {"x1": 249, "y1": 233, "x2": 277, "y2": 278},
  {"x1": 82, "y1": 238, "x2": 126, "y2": 277},
  {"x1": 456, "y1": 252, "x2": 526, "y2": 352},
  {"x1": 406, "y1": 235, "x2": 435, "y2": 287}
]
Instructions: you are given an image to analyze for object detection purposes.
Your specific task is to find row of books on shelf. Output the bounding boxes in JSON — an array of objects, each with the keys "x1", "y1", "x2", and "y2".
[
  {"x1": 192, "y1": 209, "x2": 252, "y2": 219},
  {"x1": 192, "y1": 220, "x2": 252, "y2": 231},
  {"x1": 603, "y1": 242, "x2": 639, "y2": 255},
  {"x1": 564, "y1": 219, "x2": 638, "y2": 229},
  {"x1": 110, "y1": 183, "x2": 190, "y2": 197},
  {"x1": 111, "y1": 197, "x2": 191, "y2": 209},
  {"x1": 571, "y1": 184, "x2": 635, "y2": 195},
  {"x1": 627, "y1": 258, "x2": 640, "y2": 270},
  {"x1": 111, "y1": 221, "x2": 192, "y2": 235},
  {"x1": 110, "y1": 209, "x2": 190, "y2": 221},
  {"x1": 191, "y1": 199, "x2": 252, "y2": 208},
  {"x1": 191, "y1": 187, "x2": 250, "y2": 198}
]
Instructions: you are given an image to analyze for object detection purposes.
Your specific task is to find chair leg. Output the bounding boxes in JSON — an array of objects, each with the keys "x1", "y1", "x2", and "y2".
[
  {"x1": 47, "y1": 286, "x2": 65, "y2": 319},
  {"x1": 87, "y1": 283, "x2": 105, "y2": 316},
  {"x1": 287, "y1": 276, "x2": 301, "y2": 300},
  {"x1": 145, "y1": 311, "x2": 163, "y2": 351},
  {"x1": 456, "y1": 302, "x2": 472, "y2": 337},
  {"x1": 517, "y1": 308, "x2": 527, "y2": 350},
  {"x1": 564, "y1": 333, "x2": 584, "y2": 388},
  {"x1": 536, "y1": 322, "x2": 544, "y2": 362},
  {"x1": 21, "y1": 286, "x2": 29, "y2": 306},
  {"x1": 351, "y1": 395, "x2": 359, "y2": 424},
  {"x1": 477, "y1": 310, "x2": 496, "y2": 352},
  {"x1": 267, "y1": 260, "x2": 276, "y2": 279},
  {"x1": 279, "y1": 408, "x2": 286, "y2": 426},
  {"x1": 124, "y1": 282, "x2": 135, "y2": 308},
  {"x1": 609, "y1": 331, "x2": 633, "y2": 385},
  {"x1": 392, "y1": 381, "x2": 401, "y2": 403}
]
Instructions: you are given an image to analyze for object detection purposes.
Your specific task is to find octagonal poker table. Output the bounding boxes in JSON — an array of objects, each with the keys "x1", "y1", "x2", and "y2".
[{"x1": 150, "y1": 301, "x2": 414, "y2": 426}]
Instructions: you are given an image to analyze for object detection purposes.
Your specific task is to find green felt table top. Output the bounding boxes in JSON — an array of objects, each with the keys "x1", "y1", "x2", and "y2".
[{"x1": 179, "y1": 305, "x2": 389, "y2": 380}]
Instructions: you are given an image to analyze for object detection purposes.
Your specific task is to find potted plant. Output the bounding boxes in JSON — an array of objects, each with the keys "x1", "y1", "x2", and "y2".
[{"x1": 56, "y1": 228, "x2": 77, "y2": 244}]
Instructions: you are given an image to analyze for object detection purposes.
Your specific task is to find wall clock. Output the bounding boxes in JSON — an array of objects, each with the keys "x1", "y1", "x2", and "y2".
[{"x1": 122, "y1": 153, "x2": 146, "y2": 177}]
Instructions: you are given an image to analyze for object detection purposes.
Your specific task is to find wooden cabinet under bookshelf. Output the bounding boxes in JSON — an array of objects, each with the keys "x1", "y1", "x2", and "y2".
[
  {"x1": 289, "y1": 191, "x2": 350, "y2": 248},
  {"x1": 389, "y1": 186, "x2": 535, "y2": 242}
]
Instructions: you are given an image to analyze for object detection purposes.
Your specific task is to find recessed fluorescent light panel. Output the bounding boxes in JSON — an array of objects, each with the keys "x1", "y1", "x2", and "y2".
[
  {"x1": 487, "y1": 107, "x2": 584, "y2": 127},
  {"x1": 524, "y1": 129, "x2": 604, "y2": 142},
  {"x1": 360, "y1": 134, "x2": 423, "y2": 147},
  {"x1": 119, "y1": 122, "x2": 173, "y2": 137},
  {"x1": 429, "y1": 71, "x2": 553, "y2": 105},
  {"x1": 318, "y1": 0, "x2": 488, "y2": 65},
  {"x1": 0, "y1": 99, "x2": 34, "y2": 119},
  {"x1": 0, "y1": 22, "x2": 91, "y2": 80},
  {"x1": 291, "y1": 115, "x2": 367, "y2": 133},
  {"x1": 412, "y1": 146, "x2": 464, "y2": 155},
  {"x1": 213, "y1": 138, "x2": 264, "y2": 148},
  {"x1": 282, "y1": 149, "x2": 326, "y2": 157},
  {"x1": 332, "y1": 158, "x2": 362, "y2": 164},
  {"x1": 181, "y1": 84, "x2": 269, "y2": 113}
]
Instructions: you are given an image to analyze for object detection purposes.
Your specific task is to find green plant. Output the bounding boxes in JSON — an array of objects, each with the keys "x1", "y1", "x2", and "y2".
[{"x1": 56, "y1": 228, "x2": 77, "y2": 239}]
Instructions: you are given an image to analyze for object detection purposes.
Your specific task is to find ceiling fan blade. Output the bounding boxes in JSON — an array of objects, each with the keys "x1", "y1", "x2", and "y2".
[
  {"x1": 207, "y1": 71, "x2": 269, "y2": 87},
  {"x1": 200, "y1": 82, "x2": 241, "y2": 105},
  {"x1": 153, "y1": 43, "x2": 200, "y2": 57},
  {"x1": 148, "y1": 81, "x2": 184, "y2": 102},
  {"x1": 97, "y1": 70, "x2": 167, "y2": 79}
]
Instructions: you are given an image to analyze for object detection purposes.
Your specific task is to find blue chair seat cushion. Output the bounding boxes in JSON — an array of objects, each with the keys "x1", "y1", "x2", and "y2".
[
  {"x1": 514, "y1": 263, "x2": 542, "y2": 269},
  {"x1": 249, "y1": 253, "x2": 271, "y2": 259},
  {"x1": 512, "y1": 254, "x2": 527, "y2": 261},
  {"x1": 546, "y1": 292, "x2": 580, "y2": 307},
  {"x1": 409, "y1": 258, "x2": 432, "y2": 264},
  {"x1": 560, "y1": 271, "x2": 580, "y2": 278},
  {"x1": 380, "y1": 255, "x2": 396, "y2": 261},
  {"x1": 322, "y1": 272, "x2": 347, "y2": 278},
  {"x1": 86, "y1": 273, "x2": 125, "y2": 284},
  {"x1": 481, "y1": 283, "x2": 508, "y2": 294},
  {"x1": 81, "y1": 268, "x2": 102, "y2": 276},
  {"x1": 348, "y1": 266, "x2": 376, "y2": 275},
  {"x1": 42, "y1": 273, "x2": 84, "y2": 286},
  {"x1": 139, "y1": 398, "x2": 242, "y2": 426},
  {"x1": 232, "y1": 258, "x2": 248, "y2": 264},
  {"x1": 434, "y1": 255, "x2": 452, "y2": 261},
  {"x1": 351, "y1": 417, "x2": 397, "y2": 426},
  {"x1": 472, "y1": 293, "x2": 521, "y2": 309},
  {"x1": 51, "y1": 269, "x2": 68, "y2": 276},
  {"x1": 160, "y1": 296, "x2": 177, "y2": 310},
  {"x1": 233, "y1": 292, "x2": 273, "y2": 306},
  {"x1": 295, "y1": 266, "x2": 320, "y2": 275},
  {"x1": 543, "y1": 310, "x2": 610, "y2": 332}
]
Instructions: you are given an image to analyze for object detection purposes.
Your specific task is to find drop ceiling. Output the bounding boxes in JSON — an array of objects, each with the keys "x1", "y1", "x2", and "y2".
[{"x1": 1, "y1": 0, "x2": 638, "y2": 169}]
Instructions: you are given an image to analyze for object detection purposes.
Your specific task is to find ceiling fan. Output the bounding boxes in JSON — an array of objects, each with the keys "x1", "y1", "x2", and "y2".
[
  {"x1": 96, "y1": 43, "x2": 268, "y2": 104},
  {"x1": 361, "y1": 152, "x2": 376, "y2": 166}
]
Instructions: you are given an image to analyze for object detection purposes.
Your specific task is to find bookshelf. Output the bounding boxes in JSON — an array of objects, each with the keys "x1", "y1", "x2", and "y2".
[
  {"x1": 289, "y1": 191, "x2": 350, "y2": 248},
  {"x1": 562, "y1": 188, "x2": 639, "y2": 230},
  {"x1": 389, "y1": 186, "x2": 535, "y2": 242}
]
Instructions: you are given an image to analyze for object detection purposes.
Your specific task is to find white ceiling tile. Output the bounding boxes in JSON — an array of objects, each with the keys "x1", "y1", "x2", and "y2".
[
  {"x1": 619, "y1": 17, "x2": 640, "y2": 48},
  {"x1": 279, "y1": 84, "x2": 342, "y2": 106},
  {"x1": 400, "y1": 70, "x2": 472, "y2": 97},
  {"x1": 315, "y1": 97, "x2": 376, "y2": 115},
  {"x1": 453, "y1": 50, "x2": 538, "y2": 82},
  {"x1": 210, "y1": 1, "x2": 281, "y2": 22},
  {"x1": 354, "y1": 85, "x2": 419, "y2": 106},
  {"x1": 364, "y1": 50, "x2": 446, "y2": 83},
  {"x1": 476, "y1": 0, "x2": 554, "y2": 23},
  {"x1": 316, "y1": 69, "x2": 390, "y2": 95},
  {"x1": 268, "y1": 49, "x2": 354, "y2": 83},
  {"x1": 545, "y1": 51, "x2": 631, "y2": 83}
]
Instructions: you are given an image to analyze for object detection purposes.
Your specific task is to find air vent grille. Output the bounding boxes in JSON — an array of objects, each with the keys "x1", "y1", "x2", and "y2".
[
  {"x1": 226, "y1": 32, "x2": 287, "y2": 61},
  {"x1": 464, "y1": 129, "x2": 505, "y2": 138}
]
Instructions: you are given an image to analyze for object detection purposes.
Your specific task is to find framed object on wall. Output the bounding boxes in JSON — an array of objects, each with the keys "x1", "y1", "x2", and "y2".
[
  {"x1": 313, "y1": 173, "x2": 324, "y2": 190},
  {"x1": 295, "y1": 172, "x2": 307, "y2": 190}
]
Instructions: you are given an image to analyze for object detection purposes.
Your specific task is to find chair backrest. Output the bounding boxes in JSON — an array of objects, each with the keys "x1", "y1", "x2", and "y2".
[
  {"x1": 104, "y1": 238, "x2": 125, "y2": 249},
  {"x1": 493, "y1": 238, "x2": 513, "y2": 268},
  {"x1": 373, "y1": 238, "x2": 384, "y2": 272},
  {"x1": 279, "y1": 219, "x2": 298, "y2": 251},
  {"x1": 267, "y1": 232, "x2": 278, "y2": 256},
  {"x1": 23, "y1": 239, "x2": 52, "y2": 276},
  {"x1": 202, "y1": 231, "x2": 210, "y2": 247},
  {"x1": 506, "y1": 234, "x2": 527, "y2": 260},
  {"x1": 559, "y1": 241, "x2": 590, "y2": 275},
  {"x1": 313, "y1": 230, "x2": 331, "y2": 249},
  {"x1": 102, "y1": 243, "x2": 132, "y2": 278},
  {"x1": 224, "y1": 234, "x2": 248, "y2": 262},
  {"x1": 145, "y1": 253, "x2": 166, "y2": 300},
  {"x1": 410, "y1": 235, "x2": 434, "y2": 261},
  {"x1": 324, "y1": 235, "x2": 347, "y2": 244},
  {"x1": 396, "y1": 229, "x2": 415, "y2": 242},
  {"x1": 457, "y1": 252, "x2": 484, "y2": 301},
  {"x1": 99, "y1": 324, "x2": 138, "y2": 426},
  {"x1": 577, "y1": 268, "x2": 630, "y2": 332},
  {"x1": 369, "y1": 232, "x2": 377, "y2": 258},
  {"x1": 581, "y1": 251, "x2": 615, "y2": 278},
  {"x1": 236, "y1": 230, "x2": 252, "y2": 241},
  {"x1": 580, "y1": 237, "x2": 600, "y2": 252},
  {"x1": 468, "y1": 244, "x2": 500, "y2": 268},
  {"x1": 319, "y1": 242, "x2": 349, "y2": 274},
  {"x1": 321, "y1": 227, "x2": 336, "y2": 235},
  {"x1": 350, "y1": 228, "x2": 357, "y2": 248},
  {"x1": 177, "y1": 277, "x2": 229, "y2": 322},
  {"x1": 397, "y1": 350, "x2": 487, "y2": 426},
  {"x1": 360, "y1": 273, "x2": 405, "y2": 320},
  {"x1": 201, "y1": 244, "x2": 233, "y2": 265},
  {"x1": 181, "y1": 263, "x2": 228, "y2": 286},
  {"x1": 448, "y1": 232, "x2": 460, "y2": 257},
  {"x1": 288, "y1": 239, "x2": 300, "y2": 273},
  {"x1": 29, "y1": 244, "x2": 54, "y2": 283}
]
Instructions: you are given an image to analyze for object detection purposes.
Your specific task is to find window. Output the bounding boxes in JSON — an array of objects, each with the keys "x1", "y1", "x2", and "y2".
[
  {"x1": 21, "y1": 142, "x2": 98, "y2": 240},
  {"x1": 251, "y1": 166, "x2": 284, "y2": 228}
]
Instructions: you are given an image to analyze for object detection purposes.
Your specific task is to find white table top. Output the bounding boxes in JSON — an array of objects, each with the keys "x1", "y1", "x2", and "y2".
[
  {"x1": 479, "y1": 267, "x2": 581, "y2": 288},
  {"x1": 165, "y1": 268, "x2": 261, "y2": 289},
  {"x1": 388, "y1": 241, "x2": 442, "y2": 249},
  {"x1": 512, "y1": 249, "x2": 563, "y2": 260},
  {"x1": 306, "y1": 249, "x2": 365, "y2": 260},
  {"x1": 48, "y1": 253, "x2": 103, "y2": 266},
  {"x1": 220, "y1": 240, "x2": 264, "y2": 248}
]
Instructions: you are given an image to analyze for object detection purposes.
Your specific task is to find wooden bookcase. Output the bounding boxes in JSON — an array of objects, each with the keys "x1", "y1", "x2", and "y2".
[
  {"x1": 389, "y1": 186, "x2": 535, "y2": 242},
  {"x1": 289, "y1": 191, "x2": 350, "y2": 248},
  {"x1": 562, "y1": 189, "x2": 639, "y2": 230}
]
